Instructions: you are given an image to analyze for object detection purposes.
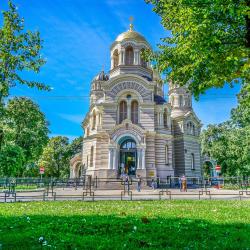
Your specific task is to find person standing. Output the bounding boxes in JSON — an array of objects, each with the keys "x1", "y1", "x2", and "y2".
[
  {"x1": 181, "y1": 175, "x2": 187, "y2": 192},
  {"x1": 178, "y1": 177, "x2": 182, "y2": 191},
  {"x1": 151, "y1": 179, "x2": 156, "y2": 190},
  {"x1": 137, "y1": 175, "x2": 142, "y2": 192},
  {"x1": 125, "y1": 175, "x2": 130, "y2": 192}
]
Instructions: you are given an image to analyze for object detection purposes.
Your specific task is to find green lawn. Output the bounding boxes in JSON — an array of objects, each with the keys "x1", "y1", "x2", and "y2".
[{"x1": 0, "y1": 201, "x2": 249, "y2": 249}]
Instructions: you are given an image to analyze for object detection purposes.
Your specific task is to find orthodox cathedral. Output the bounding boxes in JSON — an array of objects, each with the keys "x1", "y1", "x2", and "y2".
[{"x1": 70, "y1": 22, "x2": 202, "y2": 180}]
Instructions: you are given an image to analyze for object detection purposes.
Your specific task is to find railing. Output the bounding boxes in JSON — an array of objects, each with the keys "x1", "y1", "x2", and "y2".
[{"x1": 0, "y1": 176, "x2": 249, "y2": 202}]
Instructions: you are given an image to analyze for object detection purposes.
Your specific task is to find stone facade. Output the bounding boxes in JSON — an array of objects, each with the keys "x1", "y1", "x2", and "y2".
[{"x1": 70, "y1": 25, "x2": 202, "y2": 180}]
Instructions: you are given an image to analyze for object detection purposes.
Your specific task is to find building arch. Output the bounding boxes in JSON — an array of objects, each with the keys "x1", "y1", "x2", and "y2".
[
  {"x1": 119, "y1": 137, "x2": 137, "y2": 176},
  {"x1": 115, "y1": 88, "x2": 144, "y2": 104}
]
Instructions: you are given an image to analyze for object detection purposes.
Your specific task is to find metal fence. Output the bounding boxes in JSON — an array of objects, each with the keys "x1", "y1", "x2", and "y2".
[{"x1": 0, "y1": 176, "x2": 249, "y2": 202}]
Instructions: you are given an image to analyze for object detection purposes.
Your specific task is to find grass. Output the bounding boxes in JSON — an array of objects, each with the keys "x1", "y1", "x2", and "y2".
[
  {"x1": 0, "y1": 200, "x2": 249, "y2": 249},
  {"x1": 0, "y1": 185, "x2": 43, "y2": 191}
]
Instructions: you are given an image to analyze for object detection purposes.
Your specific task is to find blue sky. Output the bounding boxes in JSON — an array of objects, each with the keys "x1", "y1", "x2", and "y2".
[{"x1": 1, "y1": 0, "x2": 240, "y2": 140}]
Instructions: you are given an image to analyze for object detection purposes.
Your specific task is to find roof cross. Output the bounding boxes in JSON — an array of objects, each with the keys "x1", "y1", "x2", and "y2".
[{"x1": 129, "y1": 16, "x2": 134, "y2": 31}]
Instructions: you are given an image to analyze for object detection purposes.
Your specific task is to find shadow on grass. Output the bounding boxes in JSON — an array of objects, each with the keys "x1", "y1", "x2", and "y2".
[{"x1": 0, "y1": 214, "x2": 249, "y2": 250}]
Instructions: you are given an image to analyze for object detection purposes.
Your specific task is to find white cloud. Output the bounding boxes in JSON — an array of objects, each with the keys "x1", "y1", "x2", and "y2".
[{"x1": 58, "y1": 113, "x2": 84, "y2": 124}]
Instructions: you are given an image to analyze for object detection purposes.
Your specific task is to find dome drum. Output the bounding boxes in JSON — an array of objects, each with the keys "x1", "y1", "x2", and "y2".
[{"x1": 109, "y1": 64, "x2": 153, "y2": 80}]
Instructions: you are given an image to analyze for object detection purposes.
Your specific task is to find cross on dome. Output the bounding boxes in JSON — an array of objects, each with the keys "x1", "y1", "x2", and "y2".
[{"x1": 129, "y1": 16, "x2": 134, "y2": 31}]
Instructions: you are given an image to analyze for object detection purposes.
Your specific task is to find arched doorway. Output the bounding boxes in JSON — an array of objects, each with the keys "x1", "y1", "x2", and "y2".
[
  {"x1": 119, "y1": 138, "x2": 137, "y2": 176},
  {"x1": 73, "y1": 162, "x2": 86, "y2": 178}
]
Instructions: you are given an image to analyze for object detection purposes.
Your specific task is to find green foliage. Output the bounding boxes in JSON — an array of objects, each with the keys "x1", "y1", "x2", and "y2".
[
  {"x1": 38, "y1": 136, "x2": 71, "y2": 178},
  {"x1": 0, "y1": 144, "x2": 25, "y2": 176},
  {"x1": 0, "y1": 201, "x2": 249, "y2": 249},
  {"x1": 3, "y1": 97, "x2": 49, "y2": 162},
  {"x1": 0, "y1": 0, "x2": 50, "y2": 104},
  {"x1": 69, "y1": 136, "x2": 83, "y2": 156},
  {"x1": 201, "y1": 124, "x2": 250, "y2": 176},
  {"x1": 201, "y1": 79, "x2": 250, "y2": 176},
  {"x1": 146, "y1": 0, "x2": 250, "y2": 97},
  {"x1": 231, "y1": 83, "x2": 250, "y2": 127}
]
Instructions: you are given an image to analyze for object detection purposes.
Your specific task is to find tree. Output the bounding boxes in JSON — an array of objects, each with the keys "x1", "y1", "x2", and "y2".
[
  {"x1": 200, "y1": 81, "x2": 250, "y2": 176},
  {"x1": 3, "y1": 97, "x2": 49, "y2": 163},
  {"x1": 231, "y1": 82, "x2": 250, "y2": 127},
  {"x1": 0, "y1": 144, "x2": 25, "y2": 177},
  {"x1": 69, "y1": 136, "x2": 83, "y2": 157},
  {"x1": 0, "y1": 0, "x2": 49, "y2": 103},
  {"x1": 201, "y1": 124, "x2": 250, "y2": 176},
  {"x1": 146, "y1": 0, "x2": 250, "y2": 97},
  {"x1": 0, "y1": 0, "x2": 50, "y2": 147},
  {"x1": 38, "y1": 137, "x2": 71, "y2": 178}
]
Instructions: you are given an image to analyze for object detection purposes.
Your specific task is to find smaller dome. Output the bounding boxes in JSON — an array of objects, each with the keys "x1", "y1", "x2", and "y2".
[
  {"x1": 93, "y1": 71, "x2": 109, "y2": 81},
  {"x1": 115, "y1": 30, "x2": 148, "y2": 43}
]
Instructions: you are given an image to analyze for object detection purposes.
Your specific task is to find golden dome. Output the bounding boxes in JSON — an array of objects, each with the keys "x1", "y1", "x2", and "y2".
[{"x1": 115, "y1": 30, "x2": 148, "y2": 43}]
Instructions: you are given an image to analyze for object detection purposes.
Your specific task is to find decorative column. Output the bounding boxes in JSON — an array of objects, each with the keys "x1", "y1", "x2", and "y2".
[
  {"x1": 137, "y1": 148, "x2": 141, "y2": 169},
  {"x1": 167, "y1": 115, "x2": 171, "y2": 128},
  {"x1": 141, "y1": 148, "x2": 145, "y2": 169},
  {"x1": 119, "y1": 51, "x2": 122, "y2": 65},
  {"x1": 121, "y1": 49, "x2": 125, "y2": 65},
  {"x1": 90, "y1": 115, "x2": 93, "y2": 130},
  {"x1": 134, "y1": 49, "x2": 139, "y2": 65},
  {"x1": 127, "y1": 100, "x2": 131, "y2": 120},
  {"x1": 111, "y1": 56, "x2": 114, "y2": 69},
  {"x1": 98, "y1": 113, "x2": 101, "y2": 125},
  {"x1": 108, "y1": 148, "x2": 113, "y2": 169},
  {"x1": 112, "y1": 148, "x2": 118, "y2": 170},
  {"x1": 159, "y1": 112, "x2": 164, "y2": 127},
  {"x1": 157, "y1": 112, "x2": 160, "y2": 127}
]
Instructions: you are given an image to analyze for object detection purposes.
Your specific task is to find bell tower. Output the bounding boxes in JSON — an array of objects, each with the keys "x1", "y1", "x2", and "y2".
[{"x1": 168, "y1": 81, "x2": 192, "y2": 118}]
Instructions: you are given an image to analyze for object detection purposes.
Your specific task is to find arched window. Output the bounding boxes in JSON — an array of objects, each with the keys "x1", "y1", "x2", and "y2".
[
  {"x1": 140, "y1": 48, "x2": 147, "y2": 67},
  {"x1": 165, "y1": 145, "x2": 169, "y2": 164},
  {"x1": 164, "y1": 110, "x2": 168, "y2": 128},
  {"x1": 113, "y1": 49, "x2": 119, "y2": 68},
  {"x1": 125, "y1": 46, "x2": 134, "y2": 65},
  {"x1": 92, "y1": 111, "x2": 96, "y2": 130},
  {"x1": 120, "y1": 139, "x2": 136, "y2": 150},
  {"x1": 192, "y1": 124, "x2": 195, "y2": 135},
  {"x1": 187, "y1": 121, "x2": 195, "y2": 135},
  {"x1": 90, "y1": 146, "x2": 94, "y2": 168},
  {"x1": 179, "y1": 95, "x2": 183, "y2": 107},
  {"x1": 131, "y1": 100, "x2": 139, "y2": 124},
  {"x1": 119, "y1": 100, "x2": 127, "y2": 123},
  {"x1": 191, "y1": 153, "x2": 195, "y2": 170}
]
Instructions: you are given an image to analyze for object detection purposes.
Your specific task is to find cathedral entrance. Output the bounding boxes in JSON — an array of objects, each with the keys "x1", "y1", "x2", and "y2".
[{"x1": 119, "y1": 138, "x2": 137, "y2": 176}]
